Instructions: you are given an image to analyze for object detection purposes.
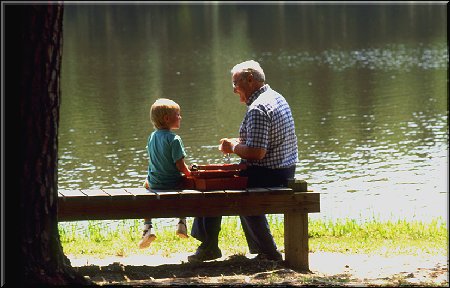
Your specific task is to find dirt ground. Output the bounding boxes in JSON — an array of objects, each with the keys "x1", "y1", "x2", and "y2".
[{"x1": 68, "y1": 251, "x2": 448, "y2": 286}]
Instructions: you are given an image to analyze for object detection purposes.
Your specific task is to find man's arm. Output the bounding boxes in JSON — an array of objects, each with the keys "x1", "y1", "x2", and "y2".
[{"x1": 219, "y1": 138, "x2": 266, "y2": 160}]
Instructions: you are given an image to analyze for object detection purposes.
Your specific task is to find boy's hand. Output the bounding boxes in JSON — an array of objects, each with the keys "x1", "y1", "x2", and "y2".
[{"x1": 143, "y1": 179, "x2": 149, "y2": 189}]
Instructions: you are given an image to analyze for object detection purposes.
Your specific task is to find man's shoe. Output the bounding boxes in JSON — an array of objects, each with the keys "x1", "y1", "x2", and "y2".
[
  {"x1": 255, "y1": 251, "x2": 283, "y2": 262},
  {"x1": 187, "y1": 248, "x2": 222, "y2": 263}
]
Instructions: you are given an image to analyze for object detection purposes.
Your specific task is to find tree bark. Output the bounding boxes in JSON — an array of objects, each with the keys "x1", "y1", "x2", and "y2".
[{"x1": 5, "y1": 4, "x2": 91, "y2": 285}]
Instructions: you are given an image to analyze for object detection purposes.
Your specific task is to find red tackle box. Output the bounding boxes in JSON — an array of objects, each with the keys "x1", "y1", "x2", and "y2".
[{"x1": 188, "y1": 163, "x2": 248, "y2": 191}]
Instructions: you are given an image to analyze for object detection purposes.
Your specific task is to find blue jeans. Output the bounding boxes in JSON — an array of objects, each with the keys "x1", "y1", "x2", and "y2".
[{"x1": 191, "y1": 165, "x2": 296, "y2": 255}]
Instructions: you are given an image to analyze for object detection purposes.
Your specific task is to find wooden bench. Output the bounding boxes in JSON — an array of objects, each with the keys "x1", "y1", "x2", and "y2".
[{"x1": 58, "y1": 179, "x2": 320, "y2": 271}]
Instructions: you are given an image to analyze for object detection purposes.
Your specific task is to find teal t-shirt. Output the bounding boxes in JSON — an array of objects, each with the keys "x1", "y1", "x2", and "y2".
[{"x1": 147, "y1": 129, "x2": 187, "y2": 189}]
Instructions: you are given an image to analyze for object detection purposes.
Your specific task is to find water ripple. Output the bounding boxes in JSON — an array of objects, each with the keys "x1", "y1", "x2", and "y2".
[{"x1": 275, "y1": 44, "x2": 448, "y2": 72}]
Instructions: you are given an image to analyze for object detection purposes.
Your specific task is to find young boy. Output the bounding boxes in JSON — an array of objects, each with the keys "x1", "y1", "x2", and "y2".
[{"x1": 138, "y1": 98, "x2": 191, "y2": 249}]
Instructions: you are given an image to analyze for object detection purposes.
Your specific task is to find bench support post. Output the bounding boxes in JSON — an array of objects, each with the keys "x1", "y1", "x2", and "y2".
[
  {"x1": 284, "y1": 211, "x2": 309, "y2": 271},
  {"x1": 284, "y1": 178, "x2": 311, "y2": 271}
]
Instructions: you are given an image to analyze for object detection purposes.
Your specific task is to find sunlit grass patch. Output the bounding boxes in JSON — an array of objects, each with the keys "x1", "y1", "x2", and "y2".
[
  {"x1": 59, "y1": 216, "x2": 447, "y2": 258},
  {"x1": 308, "y1": 217, "x2": 448, "y2": 255}
]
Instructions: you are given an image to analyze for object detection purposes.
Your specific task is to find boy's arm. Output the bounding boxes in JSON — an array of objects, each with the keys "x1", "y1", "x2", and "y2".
[{"x1": 176, "y1": 157, "x2": 191, "y2": 177}]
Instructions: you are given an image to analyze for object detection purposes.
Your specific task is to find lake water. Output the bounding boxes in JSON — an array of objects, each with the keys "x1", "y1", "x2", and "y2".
[{"x1": 58, "y1": 4, "x2": 448, "y2": 223}]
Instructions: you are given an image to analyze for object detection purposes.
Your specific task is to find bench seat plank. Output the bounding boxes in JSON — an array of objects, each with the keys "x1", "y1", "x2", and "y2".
[
  {"x1": 267, "y1": 187, "x2": 292, "y2": 192},
  {"x1": 103, "y1": 189, "x2": 132, "y2": 196},
  {"x1": 202, "y1": 190, "x2": 227, "y2": 197},
  {"x1": 151, "y1": 189, "x2": 181, "y2": 196},
  {"x1": 124, "y1": 188, "x2": 151, "y2": 196},
  {"x1": 177, "y1": 190, "x2": 204, "y2": 199},
  {"x1": 58, "y1": 189, "x2": 319, "y2": 221},
  {"x1": 246, "y1": 188, "x2": 270, "y2": 193},
  {"x1": 80, "y1": 189, "x2": 110, "y2": 197},
  {"x1": 224, "y1": 189, "x2": 248, "y2": 194},
  {"x1": 59, "y1": 190, "x2": 86, "y2": 197}
]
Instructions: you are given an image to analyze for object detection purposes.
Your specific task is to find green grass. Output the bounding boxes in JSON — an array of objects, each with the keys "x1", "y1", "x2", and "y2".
[{"x1": 58, "y1": 216, "x2": 448, "y2": 258}]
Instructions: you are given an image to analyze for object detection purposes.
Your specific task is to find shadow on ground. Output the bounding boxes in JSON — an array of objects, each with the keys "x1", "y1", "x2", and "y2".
[
  {"x1": 73, "y1": 254, "x2": 448, "y2": 287},
  {"x1": 74, "y1": 255, "x2": 355, "y2": 286}
]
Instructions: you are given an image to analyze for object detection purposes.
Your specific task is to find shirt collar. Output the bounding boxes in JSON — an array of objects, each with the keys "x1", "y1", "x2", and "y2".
[{"x1": 246, "y1": 84, "x2": 269, "y2": 106}]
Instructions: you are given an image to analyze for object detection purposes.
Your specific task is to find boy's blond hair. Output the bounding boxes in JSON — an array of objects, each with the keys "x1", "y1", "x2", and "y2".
[{"x1": 150, "y1": 98, "x2": 180, "y2": 129}]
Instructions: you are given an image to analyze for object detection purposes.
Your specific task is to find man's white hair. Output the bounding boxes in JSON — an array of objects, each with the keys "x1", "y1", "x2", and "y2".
[{"x1": 231, "y1": 60, "x2": 265, "y2": 82}]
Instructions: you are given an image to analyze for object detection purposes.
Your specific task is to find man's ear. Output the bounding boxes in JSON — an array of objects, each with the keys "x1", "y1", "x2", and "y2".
[{"x1": 247, "y1": 73, "x2": 254, "y2": 84}]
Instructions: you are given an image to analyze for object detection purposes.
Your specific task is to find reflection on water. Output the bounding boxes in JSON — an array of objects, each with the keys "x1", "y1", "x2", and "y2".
[{"x1": 59, "y1": 4, "x2": 448, "y2": 222}]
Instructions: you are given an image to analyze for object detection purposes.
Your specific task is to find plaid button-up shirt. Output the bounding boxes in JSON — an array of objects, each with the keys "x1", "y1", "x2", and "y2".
[{"x1": 239, "y1": 84, "x2": 298, "y2": 169}]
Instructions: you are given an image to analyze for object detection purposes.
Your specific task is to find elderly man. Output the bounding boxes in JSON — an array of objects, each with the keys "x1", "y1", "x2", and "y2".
[{"x1": 189, "y1": 60, "x2": 298, "y2": 263}]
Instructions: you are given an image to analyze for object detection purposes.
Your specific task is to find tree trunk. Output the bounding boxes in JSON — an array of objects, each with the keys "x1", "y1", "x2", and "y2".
[{"x1": 5, "y1": 4, "x2": 91, "y2": 285}]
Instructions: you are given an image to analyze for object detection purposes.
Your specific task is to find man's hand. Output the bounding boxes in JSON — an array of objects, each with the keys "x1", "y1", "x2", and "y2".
[{"x1": 219, "y1": 138, "x2": 240, "y2": 154}]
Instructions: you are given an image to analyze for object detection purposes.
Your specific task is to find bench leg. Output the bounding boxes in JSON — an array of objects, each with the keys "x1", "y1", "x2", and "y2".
[{"x1": 284, "y1": 212, "x2": 309, "y2": 271}]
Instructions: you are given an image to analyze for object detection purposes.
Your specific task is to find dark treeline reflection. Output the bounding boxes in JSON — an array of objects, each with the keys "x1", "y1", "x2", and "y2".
[{"x1": 64, "y1": 4, "x2": 446, "y2": 51}]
